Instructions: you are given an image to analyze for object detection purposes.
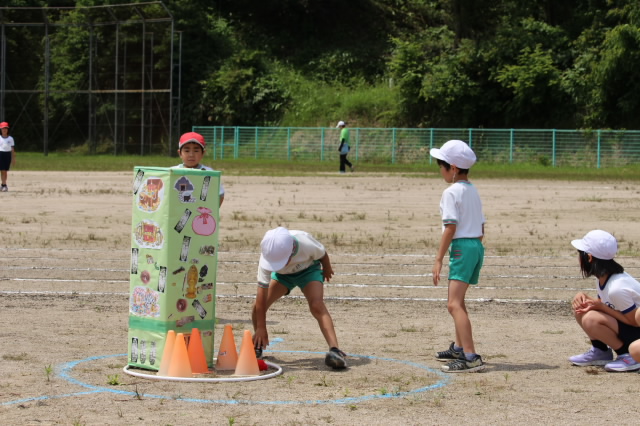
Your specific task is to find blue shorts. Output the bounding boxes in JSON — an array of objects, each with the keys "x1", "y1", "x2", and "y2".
[
  {"x1": 0, "y1": 151, "x2": 11, "y2": 171},
  {"x1": 273, "y1": 260, "x2": 324, "y2": 292},
  {"x1": 448, "y1": 238, "x2": 484, "y2": 285}
]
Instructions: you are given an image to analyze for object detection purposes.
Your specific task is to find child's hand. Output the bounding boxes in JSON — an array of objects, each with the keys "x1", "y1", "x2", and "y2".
[
  {"x1": 253, "y1": 328, "x2": 269, "y2": 350},
  {"x1": 432, "y1": 260, "x2": 442, "y2": 286},
  {"x1": 323, "y1": 266, "x2": 334, "y2": 282}
]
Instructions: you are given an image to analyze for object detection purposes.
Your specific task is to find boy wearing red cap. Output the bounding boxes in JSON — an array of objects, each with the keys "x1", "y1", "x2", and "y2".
[
  {"x1": 173, "y1": 132, "x2": 225, "y2": 206},
  {"x1": 0, "y1": 122, "x2": 16, "y2": 192},
  {"x1": 251, "y1": 226, "x2": 347, "y2": 369},
  {"x1": 430, "y1": 139, "x2": 486, "y2": 373}
]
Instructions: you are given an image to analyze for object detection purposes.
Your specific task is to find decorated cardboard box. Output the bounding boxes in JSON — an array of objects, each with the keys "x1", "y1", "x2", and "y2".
[{"x1": 127, "y1": 167, "x2": 220, "y2": 371}]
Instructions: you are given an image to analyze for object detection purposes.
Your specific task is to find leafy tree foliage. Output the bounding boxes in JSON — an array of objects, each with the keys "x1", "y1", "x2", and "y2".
[{"x1": 4, "y1": 0, "x2": 640, "y2": 152}]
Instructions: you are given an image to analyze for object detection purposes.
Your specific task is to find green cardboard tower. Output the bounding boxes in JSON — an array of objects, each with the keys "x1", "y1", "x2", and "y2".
[{"x1": 127, "y1": 167, "x2": 220, "y2": 371}]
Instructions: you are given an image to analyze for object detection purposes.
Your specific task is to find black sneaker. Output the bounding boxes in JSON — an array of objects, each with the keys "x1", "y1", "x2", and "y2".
[
  {"x1": 325, "y1": 347, "x2": 347, "y2": 369},
  {"x1": 441, "y1": 354, "x2": 485, "y2": 373},
  {"x1": 435, "y1": 342, "x2": 464, "y2": 362}
]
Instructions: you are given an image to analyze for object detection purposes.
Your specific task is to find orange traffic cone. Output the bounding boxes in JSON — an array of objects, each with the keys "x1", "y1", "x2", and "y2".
[
  {"x1": 157, "y1": 330, "x2": 176, "y2": 376},
  {"x1": 215, "y1": 324, "x2": 238, "y2": 371},
  {"x1": 234, "y1": 330, "x2": 260, "y2": 376},
  {"x1": 188, "y1": 328, "x2": 209, "y2": 374},
  {"x1": 167, "y1": 332, "x2": 192, "y2": 378}
]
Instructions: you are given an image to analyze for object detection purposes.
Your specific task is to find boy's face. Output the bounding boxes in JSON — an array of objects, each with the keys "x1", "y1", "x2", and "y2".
[
  {"x1": 1, "y1": 128, "x2": 8, "y2": 136},
  {"x1": 439, "y1": 163, "x2": 455, "y2": 183},
  {"x1": 178, "y1": 143, "x2": 204, "y2": 168}
]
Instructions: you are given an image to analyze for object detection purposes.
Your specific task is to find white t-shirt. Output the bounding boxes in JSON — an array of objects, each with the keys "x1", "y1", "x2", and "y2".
[
  {"x1": 597, "y1": 272, "x2": 640, "y2": 314},
  {"x1": 0, "y1": 135, "x2": 15, "y2": 152},
  {"x1": 440, "y1": 181, "x2": 485, "y2": 239},
  {"x1": 257, "y1": 230, "x2": 326, "y2": 287},
  {"x1": 173, "y1": 163, "x2": 225, "y2": 196}
]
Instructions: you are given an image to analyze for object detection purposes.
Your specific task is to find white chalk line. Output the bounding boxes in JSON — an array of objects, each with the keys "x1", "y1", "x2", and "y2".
[
  {"x1": 1, "y1": 246, "x2": 626, "y2": 260},
  {"x1": 0, "y1": 290, "x2": 567, "y2": 304},
  {"x1": 0, "y1": 277, "x2": 592, "y2": 292}
]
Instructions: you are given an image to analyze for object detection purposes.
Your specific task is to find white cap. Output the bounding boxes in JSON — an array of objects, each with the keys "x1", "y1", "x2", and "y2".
[
  {"x1": 430, "y1": 139, "x2": 477, "y2": 169},
  {"x1": 259, "y1": 227, "x2": 294, "y2": 271},
  {"x1": 336, "y1": 121, "x2": 346, "y2": 128},
  {"x1": 571, "y1": 230, "x2": 618, "y2": 260}
]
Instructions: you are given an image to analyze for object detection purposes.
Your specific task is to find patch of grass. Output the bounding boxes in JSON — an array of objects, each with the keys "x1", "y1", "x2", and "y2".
[
  {"x1": 44, "y1": 364, "x2": 53, "y2": 382},
  {"x1": 107, "y1": 374, "x2": 122, "y2": 385},
  {"x1": 15, "y1": 152, "x2": 640, "y2": 181}
]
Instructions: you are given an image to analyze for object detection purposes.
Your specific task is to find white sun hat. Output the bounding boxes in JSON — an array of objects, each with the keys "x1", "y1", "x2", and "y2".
[
  {"x1": 430, "y1": 139, "x2": 477, "y2": 169},
  {"x1": 571, "y1": 229, "x2": 618, "y2": 260},
  {"x1": 259, "y1": 227, "x2": 294, "y2": 271}
]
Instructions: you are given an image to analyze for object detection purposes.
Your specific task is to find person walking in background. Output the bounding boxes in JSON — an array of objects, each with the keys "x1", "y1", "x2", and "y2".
[
  {"x1": 430, "y1": 140, "x2": 486, "y2": 373},
  {"x1": 568, "y1": 230, "x2": 640, "y2": 372},
  {"x1": 337, "y1": 121, "x2": 354, "y2": 173},
  {"x1": 0, "y1": 122, "x2": 16, "y2": 192}
]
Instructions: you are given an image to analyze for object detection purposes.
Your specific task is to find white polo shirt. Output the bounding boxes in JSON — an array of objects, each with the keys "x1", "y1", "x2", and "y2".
[
  {"x1": 257, "y1": 230, "x2": 326, "y2": 287},
  {"x1": 0, "y1": 135, "x2": 15, "y2": 152},
  {"x1": 440, "y1": 181, "x2": 485, "y2": 239}
]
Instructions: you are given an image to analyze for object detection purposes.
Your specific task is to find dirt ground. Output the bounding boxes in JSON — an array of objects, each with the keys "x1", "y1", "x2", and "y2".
[{"x1": 2, "y1": 170, "x2": 640, "y2": 425}]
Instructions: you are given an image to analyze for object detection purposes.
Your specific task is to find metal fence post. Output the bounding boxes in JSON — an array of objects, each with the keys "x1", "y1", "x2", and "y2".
[
  {"x1": 287, "y1": 128, "x2": 291, "y2": 161},
  {"x1": 429, "y1": 128, "x2": 434, "y2": 165},
  {"x1": 597, "y1": 129, "x2": 601, "y2": 169},
  {"x1": 321, "y1": 127, "x2": 325, "y2": 161},
  {"x1": 510, "y1": 128, "x2": 514, "y2": 163},
  {"x1": 355, "y1": 127, "x2": 359, "y2": 161},
  {"x1": 392, "y1": 128, "x2": 397, "y2": 164},
  {"x1": 468, "y1": 128, "x2": 473, "y2": 147},
  {"x1": 552, "y1": 129, "x2": 556, "y2": 167}
]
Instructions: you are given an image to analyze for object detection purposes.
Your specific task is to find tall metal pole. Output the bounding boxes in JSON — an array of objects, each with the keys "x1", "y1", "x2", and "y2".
[
  {"x1": 1, "y1": 22, "x2": 5, "y2": 120},
  {"x1": 140, "y1": 20, "x2": 145, "y2": 155},
  {"x1": 114, "y1": 23, "x2": 119, "y2": 155},
  {"x1": 43, "y1": 20, "x2": 50, "y2": 156},
  {"x1": 88, "y1": 24, "x2": 94, "y2": 153}
]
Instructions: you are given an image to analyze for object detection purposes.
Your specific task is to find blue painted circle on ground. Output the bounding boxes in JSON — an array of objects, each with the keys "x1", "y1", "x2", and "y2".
[
  {"x1": 53, "y1": 351, "x2": 450, "y2": 405},
  {"x1": 3, "y1": 351, "x2": 450, "y2": 406}
]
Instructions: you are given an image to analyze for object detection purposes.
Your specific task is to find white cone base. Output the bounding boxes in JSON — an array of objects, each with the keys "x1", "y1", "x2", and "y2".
[{"x1": 123, "y1": 359, "x2": 282, "y2": 383}]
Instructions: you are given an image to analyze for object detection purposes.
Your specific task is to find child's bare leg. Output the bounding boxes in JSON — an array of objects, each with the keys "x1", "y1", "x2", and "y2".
[
  {"x1": 251, "y1": 279, "x2": 288, "y2": 331},
  {"x1": 577, "y1": 310, "x2": 621, "y2": 348},
  {"x1": 447, "y1": 280, "x2": 475, "y2": 354},
  {"x1": 302, "y1": 281, "x2": 339, "y2": 348},
  {"x1": 630, "y1": 340, "x2": 640, "y2": 362}
]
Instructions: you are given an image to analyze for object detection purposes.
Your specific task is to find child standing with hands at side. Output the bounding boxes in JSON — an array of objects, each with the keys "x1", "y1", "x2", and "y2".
[
  {"x1": 173, "y1": 132, "x2": 225, "y2": 206},
  {"x1": 430, "y1": 140, "x2": 486, "y2": 373}
]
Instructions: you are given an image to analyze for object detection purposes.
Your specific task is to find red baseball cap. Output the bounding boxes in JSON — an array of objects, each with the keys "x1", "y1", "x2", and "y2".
[
  {"x1": 179, "y1": 132, "x2": 205, "y2": 149},
  {"x1": 0, "y1": 122, "x2": 9, "y2": 129}
]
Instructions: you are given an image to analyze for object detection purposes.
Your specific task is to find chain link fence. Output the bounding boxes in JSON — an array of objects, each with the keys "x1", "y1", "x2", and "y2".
[{"x1": 193, "y1": 126, "x2": 640, "y2": 168}]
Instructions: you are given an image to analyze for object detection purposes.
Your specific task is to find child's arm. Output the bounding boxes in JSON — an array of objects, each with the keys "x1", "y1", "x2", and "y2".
[
  {"x1": 253, "y1": 284, "x2": 270, "y2": 349},
  {"x1": 319, "y1": 252, "x2": 334, "y2": 282},
  {"x1": 576, "y1": 297, "x2": 638, "y2": 326},
  {"x1": 432, "y1": 224, "x2": 456, "y2": 286}
]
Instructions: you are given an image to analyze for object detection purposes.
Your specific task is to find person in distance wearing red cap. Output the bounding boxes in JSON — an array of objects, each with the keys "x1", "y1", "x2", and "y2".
[
  {"x1": 0, "y1": 122, "x2": 16, "y2": 192},
  {"x1": 173, "y1": 132, "x2": 225, "y2": 206}
]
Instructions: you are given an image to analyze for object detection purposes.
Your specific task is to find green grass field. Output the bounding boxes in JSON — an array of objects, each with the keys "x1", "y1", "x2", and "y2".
[{"x1": 15, "y1": 152, "x2": 640, "y2": 180}]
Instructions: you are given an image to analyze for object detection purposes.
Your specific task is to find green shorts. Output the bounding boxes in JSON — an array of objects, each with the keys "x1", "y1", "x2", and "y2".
[
  {"x1": 448, "y1": 238, "x2": 484, "y2": 285},
  {"x1": 272, "y1": 260, "x2": 324, "y2": 292}
]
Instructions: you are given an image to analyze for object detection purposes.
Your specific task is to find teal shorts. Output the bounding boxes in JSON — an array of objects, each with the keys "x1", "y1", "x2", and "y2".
[
  {"x1": 272, "y1": 260, "x2": 324, "y2": 292},
  {"x1": 448, "y1": 238, "x2": 484, "y2": 285}
]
